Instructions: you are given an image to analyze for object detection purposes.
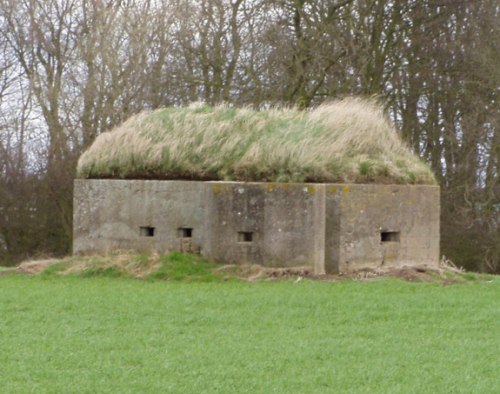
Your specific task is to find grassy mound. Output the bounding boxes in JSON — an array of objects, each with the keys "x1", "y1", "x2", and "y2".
[
  {"x1": 7, "y1": 252, "x2": 494, "y2": 284},
  {"x1": 77, "y1": 98, "x2": 436, "y2": 184},
  {"x1": 36, "y1": 252, "x2": 225, "y2": 282}
]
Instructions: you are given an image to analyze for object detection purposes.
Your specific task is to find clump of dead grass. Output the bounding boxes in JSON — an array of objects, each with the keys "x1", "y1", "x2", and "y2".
[
  {"x1": 16, "y1": 252, "x2": 161, "y2": 278},
  {"x1": 77, "y1": 98, "x2": 436, "y2": 184}
]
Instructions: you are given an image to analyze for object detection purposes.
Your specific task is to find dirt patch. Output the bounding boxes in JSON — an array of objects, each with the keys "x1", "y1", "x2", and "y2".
[
  {"x1": 214, "y1": 264, "x2": 316, "y2": 282},
  {"x1": 214, "y1": 259, "x2": 475, "y2": 284},
  {"x1": 336, "y1": 266, "x2": 441, "y2": 282},
  {"x1": 214, "y1": 263, "x2": 452, "y2": 283}
]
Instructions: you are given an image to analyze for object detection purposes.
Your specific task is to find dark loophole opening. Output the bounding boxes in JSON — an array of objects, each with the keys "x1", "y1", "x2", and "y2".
[
  {"x1": 381, "y1": 231, "x2": 400, "y2": 242},
  {"x1": 140, "y1": 226, "x2": 155, "y2": 237},
  {"x1": 238, "y1": 231, "x2": 253, "y2": 242},
  {"x1": 178, "y1": 228, "x2": 193, "y2": 238}
]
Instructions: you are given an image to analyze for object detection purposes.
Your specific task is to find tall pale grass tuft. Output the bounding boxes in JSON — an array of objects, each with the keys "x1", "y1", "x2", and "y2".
[{"x1": 77, "y1": 98, "x2": 436, "y2": 184}]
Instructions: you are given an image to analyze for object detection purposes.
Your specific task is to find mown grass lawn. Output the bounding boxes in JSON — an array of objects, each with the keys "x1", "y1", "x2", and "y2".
[{"x1": 0, "y1": 274, "x2": 499, "y2": 393}]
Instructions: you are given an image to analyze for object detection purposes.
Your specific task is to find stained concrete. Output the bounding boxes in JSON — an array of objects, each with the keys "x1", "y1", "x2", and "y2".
[
  {"x1": 74, "y1": 179, "x2": 440, "y2": 273},
  {"x1": 202, "y1": 182, "x2": 325, "y2": 271},
  {"x1": 332, "y1": 184, "x2": 440, "y2": 272},
  {"x1": 73, "y1": 180, "x2": 205, "y2": 254}
]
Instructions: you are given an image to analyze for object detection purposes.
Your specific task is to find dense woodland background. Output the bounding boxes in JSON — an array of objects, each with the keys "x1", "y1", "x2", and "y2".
[{"x1": 0, "y1": 0, "x2": 498, "y2": 272}]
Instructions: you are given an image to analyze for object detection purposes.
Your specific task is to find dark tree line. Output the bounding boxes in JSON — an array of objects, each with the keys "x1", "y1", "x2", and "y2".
[{"x1": 0, "y1": 0, "x2": 498, "y2": 272}]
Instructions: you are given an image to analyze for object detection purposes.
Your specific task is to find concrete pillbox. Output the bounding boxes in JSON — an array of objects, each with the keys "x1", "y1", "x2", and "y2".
[{"x1": 73, "y1": 179, "x2": 440, "y2": 274}]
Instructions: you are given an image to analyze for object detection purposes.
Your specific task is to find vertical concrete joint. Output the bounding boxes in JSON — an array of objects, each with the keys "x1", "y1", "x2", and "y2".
[{"x1": 313, "y1": 185, "x2": 326, "y2": 275}]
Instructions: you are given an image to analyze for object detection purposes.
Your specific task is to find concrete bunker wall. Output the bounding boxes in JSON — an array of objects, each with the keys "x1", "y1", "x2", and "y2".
[{"x1": 73, "y1": 180, "x2": 440, "y2": 273}]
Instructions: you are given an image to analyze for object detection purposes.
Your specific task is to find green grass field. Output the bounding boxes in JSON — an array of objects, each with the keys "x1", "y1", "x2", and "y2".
[{"x1": 1, "y1": 273, "x2": 499, "y2": 393}]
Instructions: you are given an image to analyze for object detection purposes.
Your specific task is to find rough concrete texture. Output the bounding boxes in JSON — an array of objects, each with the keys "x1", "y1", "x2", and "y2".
[
  {"x1": 73, "y1": 180, "x2": 205, "y2": 254},
  {"x1": 202, "y1": 182, "x2": 325, "y2": 272},
  {"x1": 332, "y1": 184, "x2": 440, "y2": 272},
  {"x1": 74, "y1": 180, "x2": 440, "y2": 274}
]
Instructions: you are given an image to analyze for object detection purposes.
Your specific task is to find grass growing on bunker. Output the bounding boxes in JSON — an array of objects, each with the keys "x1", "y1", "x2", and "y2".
[
  {"x1": 0, "y1": 273, "x2": 498, "y2": 393},
  {"x1": 77, "y1": 98, "x2": 436, "y2": 184}
]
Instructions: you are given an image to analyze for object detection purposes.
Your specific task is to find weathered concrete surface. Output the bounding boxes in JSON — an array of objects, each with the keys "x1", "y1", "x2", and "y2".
[
  {"x1": 331, "y1": 184, "x2": 440, "y2": 272},
  {"x1": 73, "y1": 180, "x2": 205, "y2": 254},
  {"x1": 202, "y1": 182, "x2": 325, "y2": 271},
  {"x1": 73, "y1": 179, "x2": 440, "y2": 273}
]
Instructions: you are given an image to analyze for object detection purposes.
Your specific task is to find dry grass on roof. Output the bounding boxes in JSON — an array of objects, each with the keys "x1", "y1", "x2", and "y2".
[{"x1": 76, "y1": 98, "x2": 436, "y2": 184}]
